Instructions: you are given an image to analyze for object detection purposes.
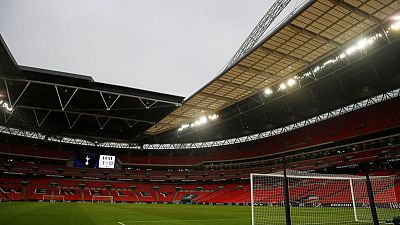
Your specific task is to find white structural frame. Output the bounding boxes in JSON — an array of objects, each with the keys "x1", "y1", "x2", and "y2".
[
  {"x1": 91, "y1": 195, "x2": 113, "y2": 203},
  {"x1": 249, "y1": 173, "x2": 394, "y2": 224},
  {"x1": 0, "y1": 87, "x2": 398, "y2": 150},
  {"x1": 42, "y1": 195, "x2": 65, "y2": 202}
]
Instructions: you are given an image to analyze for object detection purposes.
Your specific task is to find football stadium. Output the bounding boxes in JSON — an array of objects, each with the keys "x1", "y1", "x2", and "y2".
[{"x1": 1, "y1": 0, "x2": 400, "y2": 225}]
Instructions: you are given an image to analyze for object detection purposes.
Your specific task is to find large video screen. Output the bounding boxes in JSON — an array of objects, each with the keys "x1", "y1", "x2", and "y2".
[
  {"x1": 74, "y1": 153, "x2": 99, "y2": 168},
  {"x1": 99, "y1": 155, "x2": 115, "y2": 169}
]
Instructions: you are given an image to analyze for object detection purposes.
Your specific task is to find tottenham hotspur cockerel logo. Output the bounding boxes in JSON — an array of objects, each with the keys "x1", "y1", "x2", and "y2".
[{"x1": 85, "y1": 155, "x2": 90, "y2": 166}]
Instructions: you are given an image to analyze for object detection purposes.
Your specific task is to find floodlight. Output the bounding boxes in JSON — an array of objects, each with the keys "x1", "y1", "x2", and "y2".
[
  {"x1": 391, "y1": 21, "x2": 400, "y2": 30},
  {"x1": 287, "y1": 78, "x2": 296, "y2": 87},
  {"x1": 345, "y1": 46, "x2": 356, "y2": 55},
  {"x1": 199, "y1": 116, "x2": 207, "y2": 124},
  {"x1": 208, "y1": 114, "x2": 219, "y2": 120},
  {"x1": 356, "y1": 39, "x2": 368, "y2": 49},
  {"x1": 264, "y1": 88, "x2": 273, "y2": 95},
  {"x1": 279, "y1": 83, "x2": 287, "y2": 90}
]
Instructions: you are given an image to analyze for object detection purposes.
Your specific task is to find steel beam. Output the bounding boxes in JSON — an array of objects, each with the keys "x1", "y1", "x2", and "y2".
[
  {"x1": 15, "y1": 105, "x2": 157, "y2": 125},
  {"x1": 215, "y1": 80, "x2": 258, "y2": 92},
  {"x1": 328, "y1": 0, "x2": 381, "y2": 25},
  {"x1": 55, "y1": 85, "x2": 78, "y2": 111},
  {"x1": 286, "y1": 24, "x2": 341, "y2": 48},
  {"x1": 259, "y1": 46, "x2": 310, "y2": 66},
  {"x1": 198, "y1": 92, "x2": 234, "y2": 103},
  {"x1": 33, "y1": 109, "x2": 51, "y2": 127},
  {"x1": 227, "y1": 0, "x2": 292, "y2": 67},
  {"x1": 100, "y1": 92, "x2": 120, "y2": 111},
  {"x1": 65, "y1": 112, "x2": 81, "y2": 129},
  {"x1": 235, "y1": 64, "x2": 274, "y2": 78},
  {"x1": 4, "y1": 79, "x2": 30, "y2": 107},
  {"x1": 1, "y1": 77, "x2": 182, "y2": 106}
]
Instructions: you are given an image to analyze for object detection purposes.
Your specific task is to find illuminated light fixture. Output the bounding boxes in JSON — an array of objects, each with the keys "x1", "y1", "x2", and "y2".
[
  {"x1": 356, "y1": 38, "x2": 368, "y2": 49},
  {"x1": 286, "y1": 78, "x2": 296, "y2": 87},
  {"x1": 0, "y1": 99, "x2": 13, "y2": 112},
  {"x1": 4, "y1": 104, "x2": 12, "y2": 112},
  {"x1": 279, "y1": 83, "x2": 287, "y2": 90},
  {"x1": 179, "y1": 114, "x2": 218, "y2": 131},
  {"x1": 297, "y1": 22, "x2": 399, "y2": 85},
  {"x1": 199, "y1": 116, "x2": 207, "y2": 124},
  {"x1": 313, "y1": 66, "x2": 321, "y2": 73},
  {"x1": 208, "y1": 114, "x2": 219, "y2": 120},
  {"x1": 345, "y1": 46, "x2": 357, "y2": 55},
  {"x1": 178, "y1": 124, "x2": 189, "y2": 131},
  {"x1": 264, "y1": 88, "x2": 273, "y2": 95},
  {"x1": 392, "y1": 15, "x2": 400, "y2": 21},
  {"x1": 391, "y1": 21, "x2": 400, "y2": 30}
]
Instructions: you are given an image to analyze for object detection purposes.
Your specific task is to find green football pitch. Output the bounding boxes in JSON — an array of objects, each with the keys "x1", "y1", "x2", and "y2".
[{"x1": 0, "y1": 202, "x2": 397, "y2": 225}]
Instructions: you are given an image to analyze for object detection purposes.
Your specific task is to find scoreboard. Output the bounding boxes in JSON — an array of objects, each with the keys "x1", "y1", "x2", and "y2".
[{"x1": 99, "y1": 155, "x2": 115, "y2": 169}]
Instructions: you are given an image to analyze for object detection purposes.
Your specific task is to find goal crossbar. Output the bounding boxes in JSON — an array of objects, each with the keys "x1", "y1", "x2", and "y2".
[
  {"x1": 250, "y1": 173, "x2": 392, "y2": 180},
  {"x1": 91, "y1": 195, "x2": 113, "y2": 203},
  {"x1": 42, "y1": 195, "x2": 65, "y2": 202}
]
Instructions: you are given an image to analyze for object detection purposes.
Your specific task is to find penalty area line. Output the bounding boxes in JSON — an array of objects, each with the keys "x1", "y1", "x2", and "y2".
[{"x1": 118, "y1": 222, "x2": 126, "y2": 225}]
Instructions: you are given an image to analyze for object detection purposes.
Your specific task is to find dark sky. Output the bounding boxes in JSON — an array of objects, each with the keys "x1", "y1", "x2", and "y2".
[{"x1": 0, "y1": 0, "x2": 306, "y2": 98}]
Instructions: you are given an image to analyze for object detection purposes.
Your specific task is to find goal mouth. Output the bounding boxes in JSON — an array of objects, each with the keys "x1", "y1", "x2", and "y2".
[
  {"x1": 250, "y1": 170, "x2": 398, "y2": 225},
  {"x1": 42, "y1": 195, "x2": 65, "y2": 202},
  {"x1": 91, "y1": 195, "x2": 114, "y2": 203}
]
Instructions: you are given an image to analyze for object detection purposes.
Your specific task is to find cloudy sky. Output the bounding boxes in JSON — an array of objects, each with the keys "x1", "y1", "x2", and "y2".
[{"x1": 0, "y1": 0, "x2": 306, "y2": 98}]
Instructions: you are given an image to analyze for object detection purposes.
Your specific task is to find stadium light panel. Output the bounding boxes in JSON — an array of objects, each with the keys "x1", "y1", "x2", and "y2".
[
  {"x1": 391, "y1": 21, "x2": 400, "y2": 30},
  {"x1": 0, "y1": 99, "x2": 13, "y2": 112},
  {"x1": 286, "y1": 78, "x2": 296, "y2": 87},
  {"x1": 392, "y1": 15, "x2": 400, "y2": 21},
  {"x1": 179, "y1": 114, "x2": 218, "y2": 132},
  {"x1": 264, "y1": 88, "x2": 273, "y2": 95},
  {"x1": 208, "y1": 114, "x2": 219, "y2": 121},
  {"x1": 199, "y1": 116, "x2": 207, "y2": 124},
  {"x1": 356, "y1": 38, "x2": 368, "y2": 49},
  {"x1": 279, "y1": 83, "x2": 287, "y2": 90}
]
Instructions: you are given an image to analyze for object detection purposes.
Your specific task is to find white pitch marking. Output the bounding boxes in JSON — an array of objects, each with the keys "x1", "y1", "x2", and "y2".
[
  {"x1": 118, "y1": 222, "x2": 126, "y2": 225},
  {"x1": 122, "y1": 218, "x2": 250, "y2": 223}
]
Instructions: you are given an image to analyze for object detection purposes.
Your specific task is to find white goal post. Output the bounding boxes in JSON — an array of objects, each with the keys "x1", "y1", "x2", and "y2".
[
  {"x1": 42, "y1": 195, "x2": 65, "y2": 202},
  {"x1": 250, "y1": 170, "x2": 397, "y2": 225},
  {"x1": 91, "y1": 195, "x2": 113, "y2": 203}
]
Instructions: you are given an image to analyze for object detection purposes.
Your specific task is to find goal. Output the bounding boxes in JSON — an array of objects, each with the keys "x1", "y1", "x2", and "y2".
[
  {"x1": 42, "y1": 195, "x2": 65, "y2": 202},
  {"x1": 250, "y1": 170, "x2": 398, "y2": 225},
  {"x1": 91, "y1": 195, "x2": 113, "y2": 203}
]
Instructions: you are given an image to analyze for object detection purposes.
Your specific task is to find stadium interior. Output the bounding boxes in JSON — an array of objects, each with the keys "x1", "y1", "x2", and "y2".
[{"x1": 1, "y1": 0, "x2": 400, "y2": 224}]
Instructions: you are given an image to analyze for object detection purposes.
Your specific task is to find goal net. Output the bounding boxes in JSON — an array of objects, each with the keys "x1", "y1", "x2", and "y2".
[
  {"x1": 42, "y1": 195, "x2": 65, "y2": 202},
  {"x1": 251, "y1": 170, "x2": 398, "y2": 225},
  {"x1": 91, "y1": 195, "x2": 113, "y2": 203}
]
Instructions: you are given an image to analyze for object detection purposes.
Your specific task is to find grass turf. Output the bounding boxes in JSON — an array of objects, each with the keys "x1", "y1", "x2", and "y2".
[{"x1": 0, "y1": 202, "x2": 397, "y2": 225}]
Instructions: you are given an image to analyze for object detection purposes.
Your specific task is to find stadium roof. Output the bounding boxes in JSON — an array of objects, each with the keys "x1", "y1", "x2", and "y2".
[
  {"x1": 0, "y1": 35, "x2": 184, "y2": 142},
  {"x1": 147, "y1": 0, "x2": 400, "y2": 135}
]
